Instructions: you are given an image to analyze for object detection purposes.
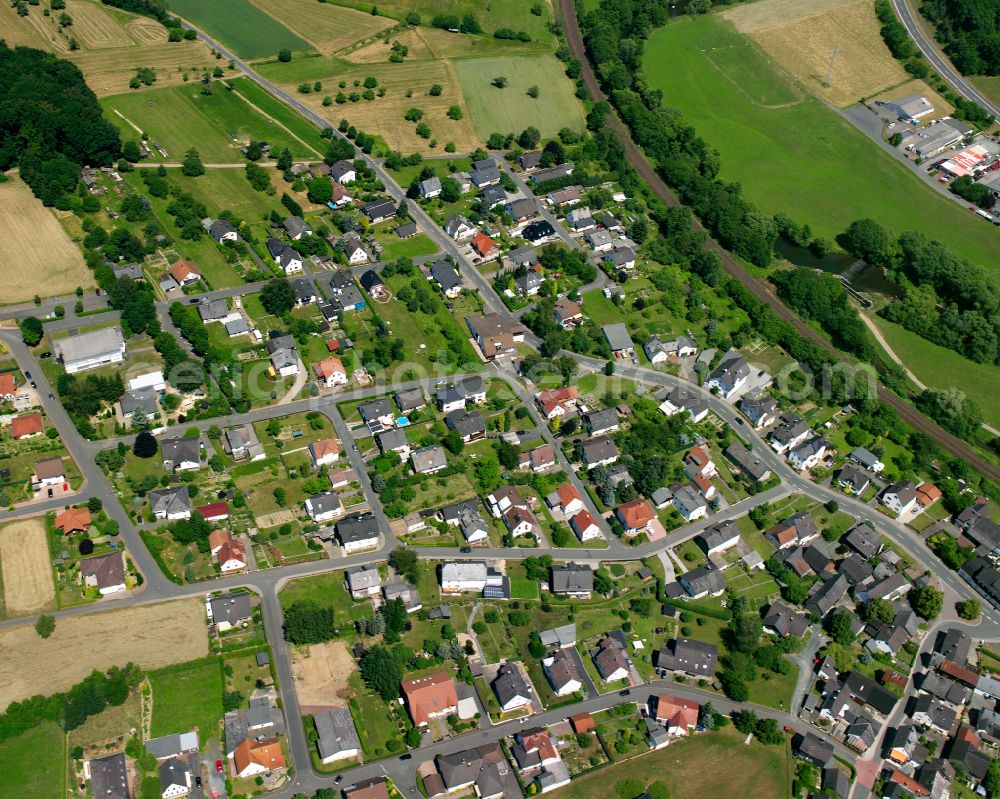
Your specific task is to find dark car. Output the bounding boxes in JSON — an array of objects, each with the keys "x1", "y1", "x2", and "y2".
[
  {"x1": 40, "y1": 352, "x2": 51, "y2": 359},
  {"x1": 48, "y1": 393, "x2": 54, "y2": 400},
  {"x1": 195, "y1": 776, "x2": 202, "y2": 788},
  {"x1": 30, "y1": 381, "x2": 37, "y2": 389},
  {"x1": 619, "y1": 689, "x2": 631, "y2": 697},
  {"x1": 24, "y1": 371, "x2": 30, "y2": 379},
  {"x1": 460, "y1": 546, "x2": 471, "y2": 553},
  {"x1": 400, "y1": 754, "x2": 412, "y2": 761},
  {"x1": 189, "y1": 297, "x2": 199, "y2": 304},
  {"x1": 334, "y1": 776, "x2": 343, "y2": 785}
]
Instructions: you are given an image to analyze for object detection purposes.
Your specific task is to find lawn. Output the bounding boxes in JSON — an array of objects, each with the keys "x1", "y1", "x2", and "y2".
[
  {"x1": 455, "y1": 54, "x2": 586, "y2": 140},
  {"x1": 147, "y1": 656, "x2": 225, "y2": 746},
  {"x1": 377, "y1": 232, "x2": 439, "y2": 260},
  {"x1": 0, "y1": 723, "x2": 64, "y2": 799},
  {"x1": 279, "y1": 571, "x2": 371, "y2": 622},
  {"x1": 102, "y1": 83, "x2": 317, "y2": 163},
  {"x1": 549, "y1": 727, "x2": 790, "y2": 799},
  {"x1": 870, "y1": 314, "x2": 1000, "y2": 430},
  {"x1": 642, "y1": 15, "x2": 1000, "y2": 273},
  {"x1": 163, "y1": 167, "x2": 286, "y2": 228},
  {"x1": 169, "y1": 0, "x2": 311, "y2": 59},
  {"x1": 227, "y1": 78, "x2": 328, "y2": 154}
]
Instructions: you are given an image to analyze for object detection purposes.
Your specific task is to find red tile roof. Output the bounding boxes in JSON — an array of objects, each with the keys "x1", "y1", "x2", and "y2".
[
  {"x1": 55, "y1": 507, "x2": 90, "y2": 534},
  {"x1": 197, "y1": 501, "x2": 229, "y2": 520},
  {"x1": 571, "y1": 509, "x2": 599, "y2": 534},
  {"x1": 234, "y1": 737, "x2": 284, "y2": 774},
  {"x1": 556, "y1": 483, "x2": 583, "y2": 509},
  {"x1": 401, "y1": 671, "x2": 458, "y2": 726},
  {"x1": 617, "y1": 498, "x2": 654, "y2": 530},
  {"x1": 170, "y1": 259, "x2": 200, "y2": 283},
  {"x1": 568, "y1": 712, "x2": 595, "y2": 732},
  {"x1": 471, "y1": 232, "x2": 497, "y2": 257},
  {"x1": 655, "y1": 695, "x2": 700, "y2": 729},
  {"x1": 916, "y1": 483, "x2": 942, "y2": 505},
  {"x1": 11, "y1": 412, "x2": 43, "y2": 438},
  {"x1": 313, "y1": 357, "x2": 345, "y2": 380},
  {"x1": 0, "y1": 373, "x2": 17, "y2": 396}
]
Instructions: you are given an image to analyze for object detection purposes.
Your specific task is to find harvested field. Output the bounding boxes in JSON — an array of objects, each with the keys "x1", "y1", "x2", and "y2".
[
  {"x1": 68, "y1": 40, "x2": 218, "y2": 97},
  {"x1": 0, "y1": 176, "x2": 92, "y2": 305},
  {"x1": 0, "y1": 598, "x2": 208, "y2": 711},
  {"x1": 125, "y1": 18, "x2": 168, "y2": 44},
  {"x1": 66, "y1": 0, "x2": 132, "y2": 49},
  {"x1": 725, "y1": 0, "x2": 907, "y2": 107},
  {"x1": 251, "y1": 0, "x2": 394, "y2": 55},
  {"x1": 266, "y1": 58, "x2": 480, "y2": 152},
  {"x1": 724, "y1": 0, "x2": 857, "y2": 33},
  {"x1": 343, "y1": 27, "x2": 435, "y2": 63},
  {"x1": 292, "y1": 640, "x2": 355, "y2": 709},
  {"x1": 0, "y1": 519, "x2": 56, "y2": 617}
]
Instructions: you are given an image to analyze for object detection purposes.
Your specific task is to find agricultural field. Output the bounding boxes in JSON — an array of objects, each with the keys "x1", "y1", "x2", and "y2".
[
  {"x1": 0, "y1": 723, "x2": 65, "y2": 799},
  {"x1": 0, "y1": 0, "x2": 217, "y2": 97},
  {"x1": 455, "y1": 54, "x2": 586, "y2": 140},
  {"x1": 168, "y1": 0, "x2": 311, "y2": 59},
  {"x1": 549, "y1": 727, "x2": 791, "y2": 799},
  {"x1": 642, "y1": 15, "x2": 1000, "y2": 272},
  {"x1": 870, "y1": 314, "x2": 1000, "y2": 430},
  {"x1": 723, "y1": 0, "x2": 907, "y2": 107},
  {"x1": 252, "y1": 0, "x2": 394, "y2": 55},
  {"x1": 0, "y1": 598, "x2": 207, "y2": 709},
  {"x1": 318, "y1": 0, "x2": 553, "y2": 43},
  {"x1": 0, "y1": 518, "x2": 56, "y2": 618},
  {"x1": 256, "y1": 56, "x2": 480, "y2": 152},
  {"x1": 147, "y1": 656, "x2": 225, "y2": 744},
  {"x1": 0, "y1": 175, "x2": 92, "y2": 305},
  {"x1": 101, "y1": 82, "x2": 319, "y2": 163}
]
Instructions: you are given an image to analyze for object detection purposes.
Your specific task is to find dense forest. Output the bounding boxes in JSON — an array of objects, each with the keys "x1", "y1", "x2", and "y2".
[
  {"x1": 922, "y1": 0, "x2": 1000, "y2": 75},
  {"x1": 0, "y1": 43, "x2": 121, "y2": 204}
]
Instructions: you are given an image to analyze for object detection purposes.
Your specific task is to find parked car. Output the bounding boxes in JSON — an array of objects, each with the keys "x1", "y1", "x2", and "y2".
[{"x1": 215, "y1": 760, "x2": 224, "y2": 774}]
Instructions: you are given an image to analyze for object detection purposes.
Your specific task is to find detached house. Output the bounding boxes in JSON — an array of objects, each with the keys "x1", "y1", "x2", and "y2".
[
  {"x1": 430, "y1": 260, "x2": 463, "y2": 298},
  {"x1": 312, "y1": 356, "x2": 347, "y2": 388},
  {"x1": 616, "y1": 498, "x2": 655, "y2": 537},
  {"x1": 766, "y1": 512, "x2": 820, "y2": 549},
  {"x1": 705, "y1": 353, "x2": 751, "y2": 401},
  {"x1": 306, "y1": 491, "x2": 344, "y2": 523},
  {"x1": 883, "y1": 481, "x2": 918, "y2": 516},
  {"x1": 536, "y1": 386, "x2": 579, "y2": 419},
  {"x1": 161, "y1": 436, "x2": 201, "y2": 471},
  {"x1": 570, "y1": 509, "x2": 602, "y2": 542},
  {"x1": 553, "y1": 298, "x2": 583, "y2": 328},
  {"x1": 148, "y1": 486, "x2": 191, "y2": 520},
  {"x1": 336, "y1": 514, "x2": 380, "y2": 554},
  {"x1": 169, "y1": 258, "x2": 201, "y2": 286},
  {"x1": 308, "y1": 437, "x2": 340, "y2": 467},
  {"x1": 445, "y1": 215, "x2": 476, "y2": 241}
]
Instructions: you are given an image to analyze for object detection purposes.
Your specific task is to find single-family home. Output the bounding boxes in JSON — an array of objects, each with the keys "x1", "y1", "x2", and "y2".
[
  {"x1": 550, "y1": 563, "x2": 593, "y2": 598},
  {"x1": 883, "y1": 481, "x2": 918, "y2": 516},
  {"x1": 465, "y1": 313, "x2": 526, "y2": 360},
  {"x1": 306, "y1": 491, "x2": 344, "y2": 523},
  {"x1": 430, "y1": 260, "x2": 463, "y2": 298},
  {"x1": 672, "y1": 485, "x2": 708, "y2": 522},
  {"x1": 616, "y1": 498, "x2": 655, "y2": 537},
  {"x1": 161, "y1": 436, "x2": 201, "y2": 471},
  {"x1": 679, "y1": 564, "x2": 725, "y2": 598},
  {"x1": 492, "y1": 662, "x2": 534, "y2": 712},
  {"x1": 656, "y1": 638, "x2": 718, "y2": 679},
  {"x1": 314, "y1": 706, "x2": 362, "y2": 764},
  {"x1": 80, "y1": 551, "x2": 127, "y2": 595},
  {"x1": 158, "y1": 758, "x2": 191, "y2": 798},
  {"x1": 402, "y1": 671, "x2": 459, "y2": 726},
  {"x1": 169, "y1": 259, "x2": 201, "y2": 286},
  {"x1": 419, "y1": 176, "x2": 442, "y2": 198},
  {"x1": 308, "y1": 437, "x2": 340, "y2": 467},
  {"x1": 441, "y1": 561, "x2": 489, "y2": 593},
  {"x1": 695, "y1": 520, "x2": 741, "y2": 556},
  {"x1": 330, "y1": 160, "x2": 355, "y2": 183},
  {"x1": 583, "y1": 407, "x2": 619, "y2": 436},
  {"x1": 592, "y1": 636, "x2": 630, "y2": 683},
  {"x1": 739, "y1": 396, "x2": 779, "y2": 428},
  {"x1": 849, "y1": 447, "x2": 885, "y2": 473},
  {"x1": 553, "y1": 298, "x2": 583, "y2": 328},
  {"x1": 336, "y1": 514, "x2": 380, "y2": 553},
  {"x1": 580, "y1": 436, "x2": 619, "y2": 468},
  {"x1": 543, "y1": 648, "x2": 582, "y2": 696},
  {"x1": 313, "y1": 356, "x2": 347, "y2": 388},
  {"x1": 148, "y1": 486, "x2": 191, "y2": 520},
  {"x1": 603, "y1": 323, "x2": 635, "y2": 358},
  {"x1": 705, "y1": 353, "x2": 751, "y2": 401},
  {"x1": 411, "y1": 445, "x2": 448, "y2": 475},
  {"x1": 787, "y1": 435, "x2": 830, "y2": 471},
  {"x1": 445, "y1": 215, "x2": 476, "y2": 241},
  {"x1": 536, "y1": 386, "x2": 579, "y2": 419},
  {"x1": 570, "y1": 509, "x2": 602, "y2": 542},
  {"x1": 234, "y1": 737, "x2": 285, "y2": 778}
]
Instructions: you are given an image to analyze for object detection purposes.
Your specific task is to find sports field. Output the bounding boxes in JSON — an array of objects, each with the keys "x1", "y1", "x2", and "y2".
[
  {"x1": 871, "y1": 315, "x2": 1000, "y2": 430},
  {"x1": 0, "y1": 598, "x2": 207, "y2": 711},
  {"x1": 455, "y1": 54, "x2": 586, "y2": 139},
  {"x1": 0, "y1": 175, "x2": 92, "y2": 305},
  {"x1": 642, "y1": 15, "x2": 1000, "y2": 272},
  {"x1": 168, "y1": 0, "x2": 311, "y2": 59},
  {"x1": 102, "y1": 83, "x2": 319, "y2": 162},
  {"x1": 724, "y1": 0, "x2": 907, "y2": 107},
  {"x1": 549, "y1": 727, "x2": 790, "y2": 799},
  {"x1": 0, "y1": 519, "x2": 56, "y2": 617},
  {"x1": 251, "y1": 0, "x2": 393, "y2": 55}
]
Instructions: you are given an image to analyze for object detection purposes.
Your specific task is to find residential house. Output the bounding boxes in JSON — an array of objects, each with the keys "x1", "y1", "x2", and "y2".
[
  {"x1": 911, "y1": 695, "x2": 957, "y2": 736},
  {"x1": 145, "y1": 732, "x2": 198, "y2": 761},
  {"x1": 550, "y1": 563, "x2": 593, "y2": 598},
  {"x1": 672, "y1": 485, "x2": 708, "y2": 522},
  {"x1": 806, "y1": 574, "x2": 849, "y2": 618},
  {"x1": 603, "y1": 246, "x2": 636, "y2": 271},
  {"x1": 705, "y1": 353, "x2": 751, "y2": 401},
  {"x1": 535, "y1": 386, "x2": 579, "y2": 419},
  {"x1": 55, "y1": 507, "x2": 90, "y2": 534},
  {"x1": 330, "y1": 160, "x2": 355, "y2": 183},
  {"x1": 445, "y1": 215, "x2": 476, "y2": 241},
  {"x1": 916, "y1": 483, "x2": 942, "y2": 509},
  {"x1": 616, "y1": 498, "x2": 655, "y2": 537},
  {"x1": 592, "y1": 636, "x2": 630, "y2": 682},
  {"x1": 419, "y1": 176, "x2": 442, "y2": 198},
  {"x1": 762, "y1": 602, "x2": 809, "y2": 638},
  {"x1": 883, "y1": 481, "x2": 918, "y2": 515},
  {"x1": 340, "y1": 231, "x2": 371, "y2": 265},
  {"x1": 158, "y1": 758, "x2": 191, "y2": 799},
  {"x1": 376, "y1": 428, "x2": 410, "y2": 459},
  {"x1": 694, "y1": 520, "x2": 741, "y2": 556},
  {"x1": 471, "y1": 232, "x2": 499, "y2": 260},
  {"x1": 585, "y1": 229, "x2": 613, "y2": 252},
  {"x1": 233, "y1": 737, "x2": 285, "y2": 778},
  {"x1": 580, "y1": 436, "x2": 619, "y2": 468},
  {"x1": 656, "y1": 638, "x2": 718, "y2": 679},
  {"x1": 724, "y1": 441, "x2": 772, "y2": 482},
  {"x1": 441, "y1": 561, "x2": 488, "y2": 593},
  {"x1": 53, "y1": 326, "x2": 126, "y2": 374},
  {"x1": 679, "y1": 564, "x2": 726, "y2": 598},
  {"x1": 169, "y1": 259, "x2": 201, "y2": 286},
  {"x1": 225, "y1": 425, "x2": 265, "y2": 461},
  {"x1": 766, "y1": 512, "x2": 820, "y2": 549},
  {"x1": 570, "y1": 509, "x2": 602, "y2": 542},
  {"x1": 844, "y1": 523, "x2": 882, "y2": 559},
  {"x1": 402, "y1": 671, "x2": 459, "y2": 726},
  {"x1": 850, "y1": 447, "x2": 885, "y2": 473},
  {"x1": 492, "y1": 662, "x2": 534, "y2": 712},
  {"x1": 267, "y1": 333, "x2": 299, "y2": 378},
  {"x1": 582, "y1": 407, "x2": 619, "y2": 437},
  {"x1": 359, "y1": 269, "x2": 386, "y2": 300},
  {"x1": 306, "y1": 491, "x2": 344, "y2": 523},
  {"x1": 362, "y1": 200, "x2": 396, "y2": 223},
  {"x1": 148, "y1": 486, "x2": 191, "y2": 520},
  {"x1": 542, "y1": 649, "x2": 583, "y2": 696},
  {"x1": 283, "y1": 215, "x2": 312, "y2": 240},
  {"x1": 838, "y1": 464, "x2": 871, "y2": 496},
  {"x1": 739, "y1": 396, "x2": 779, "y2": 428},
  {"x1": 308, "y1": 437, "x2": 341, "y2": 467},
  {"x1": 465, "y1": 313, "x2": 526, "y2": 360},
  {"x1": 521, "y1": 444, "x2": 555, "y2": 472},
  {"x1": 314, "y1": 706, "x2": 362, "y2": 764},
  {"x1": 394, "y1": 388, "x2": 425, "y2": 414},
  {"x1": 89, "y1": 753, "x2": 131, "y2": 799},
  {"x1": 336, "y1": 514, "x2": 380, "y2": 554},
  {"x1": 795, "y1": 734, "x2": 834, "y2": 767},
  {"x1": 33, "y1": 457, "x2": 65, "y2": 488},
  {"x1": 161, "y1": 436, "x2": 201, "y2": 472},
  {"x1": 446, "y1": 410, "x2": 486, "y2": 442},
  {"x1": 313, "y1": 356, "x2": 347, "y2": 388},
  {"x1": 358, "y1": 397, "x2": 395, "y2": 429},
  {"x1": 769, "y1": 415, "x2": 812, "y2": 454},
  {"x1": 209, "y1": 592, "x2": 252, "y2": 631},
  {"x1": 602, "y1": 323, "x2": 635, "y2": 358},
  {"x1": 411, "y1": 445, "x2": 448, "y2": 475},
  {"x1": 514, "y1": 271, "x2": 544, "y2": 296},
  {"x1": 346, "y1": 566, "x2": 382, "y2": 599},
  {"x1": 653, "y1": 695, "x2": 700, "y2": 736},
  {"x1": 80, "y1": 551, "x2": 127, "y2": 595},
  {"x1": 546, "y1": 483, "x2": 584, "y2": 516},
  {"x1": 553, "y1": 298, "x2": 583, "y2": 328},
  {"x1": 787, "y1": 436, "x2": 830, "y2": 471}
]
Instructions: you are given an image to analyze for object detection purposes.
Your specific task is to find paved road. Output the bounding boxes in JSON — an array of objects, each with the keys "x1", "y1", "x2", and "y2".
[
  {"x1": 556, "y1": 0, "x2": 1000, "y2": 485},
  {"x1": 891, "y1": 0, "x2": 1000, "y2": 119}
]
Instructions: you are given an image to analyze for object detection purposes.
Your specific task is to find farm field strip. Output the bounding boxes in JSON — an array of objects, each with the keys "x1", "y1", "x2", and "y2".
[
  {"x1": 169, "y1": 0, "x2": 311, "y2": 59},
  {"x1": 250, "y1": 0, "x2": 394, "y2": 55},
  {"x1": 0, "y1": 519, "x2": 56, "y2": 617}
]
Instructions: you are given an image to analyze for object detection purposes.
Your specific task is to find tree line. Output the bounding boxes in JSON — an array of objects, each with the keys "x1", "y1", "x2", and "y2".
[
  {"x1": 921, "y1": 0, "x2": 1000, "y2": 76},
  {"x1": 0, "y1": 43, "x2": 121, "y2": 205}
]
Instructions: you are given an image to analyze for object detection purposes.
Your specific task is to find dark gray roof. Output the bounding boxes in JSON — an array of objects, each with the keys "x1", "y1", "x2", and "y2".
[
  {"x1": 446, "y1": 410, "x2": 486, "y2": 439},
  {"x1": 158, "y1": 758, "x2": 190, "y2": 793},
  {"x1": 724, "y1": 441, "x2": 771, "y2": 481},
  {"x1": 336, "y1": 514, "x2": 380, "y2": 545},
  {"x1": 581, "y1": 436, "x2": 619, "y2": 464},
  {"x1": 210, "y1": 592, "x2": 253, "y2": 627},
  {"x1": 394, "y1": 387, "x2": 425, "y2": 412},
  {"x1": 411, "y1": 445, "x2": 447, "y2": 473},
  {"x1": 148, "y1": 485, "x2": 191, "y2": 515},
  {"x1": 430, "y1": 260, "x2": 462, "y2": 293},
  {"x1": 796, "y1": 733, "x2": 833, "y2": 765},
  {"x1": 377, "y1": 427, "x2": 409, "y2": 452},
  {"x1": 492, "y1": 662, "x2": 533, "y2": 706},
  {"x1": 805, "y1": 574, "x2": 849, "y2": 617},
  {"x1": 583, "y1": 407, "x2": 618, "y2": 433},
  {"x1": 90, "y1": 753, "x2": 131, "y2": 799},
  {"x1": 550, "y1": 563, "x2": 593, "y2": 593},
  {"x1": 844, "y1": 523, "x2": 881, "y2": 558},
  {"x1": 314, "y1": 706, "x2": 361, "y2": 760},
  {"x1": 602, "y1": 323, "x2": 634, "y2": 352},
  {"x1": 359, "y1": 397, "x2": 394, "y2": 421},
  {"x1": 656, "y1": 637, "x2": 717, "y2": 677},
  {"x1": 680, "y1": 564, "x2": 725, "y2": 596}
]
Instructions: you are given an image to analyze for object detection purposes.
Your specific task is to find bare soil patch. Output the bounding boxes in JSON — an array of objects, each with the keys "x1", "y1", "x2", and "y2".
[
  {"x1": 292, "y1": 640, "x2": 354, "y2": 709},
  {"x1": 726, "y1": 0, "x2": 907, "y2": 107},
  {"x1": 0, "y1": 598, "x2": 208, "y2": 711},
  {"x1": 0, "y1": 519, "x2": 56, "y2": 617},
  {"x1": 0, "y1": 175, "x2": 92, "y2": 305}
]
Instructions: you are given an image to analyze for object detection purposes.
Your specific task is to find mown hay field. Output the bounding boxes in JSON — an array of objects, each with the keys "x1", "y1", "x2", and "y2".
[
  {"x1": 0, "y1": 598, "x2": 207, "y2": 711},
  {"x1": 0, "y1": 176, "x2": 92, "y2": 305},
  {"x1": 727, "y1": 0, "x2": 908, "y2": 107},
  {"x1": 251, "y1": 0, "x2": 394, "y2": 55},
  {"x1": 168, "y1": 0, "x2": 311, "y2": 59},
  {"x1": 0, "y1": 519, "x2": 56, "y2": 618}
]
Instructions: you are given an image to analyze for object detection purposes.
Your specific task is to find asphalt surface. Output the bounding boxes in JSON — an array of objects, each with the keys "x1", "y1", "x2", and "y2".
[
  {"x1": 890, "y1": 0, "x2": 1000, "y2": 119},
  {"x1": 2, "y1": 11, "x2": 999, "y2": 798}
]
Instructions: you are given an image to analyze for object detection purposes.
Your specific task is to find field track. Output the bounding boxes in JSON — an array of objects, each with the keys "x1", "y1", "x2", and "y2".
[{"x1": 557, "y1": 0, "x2": 1000, "y2": 483}]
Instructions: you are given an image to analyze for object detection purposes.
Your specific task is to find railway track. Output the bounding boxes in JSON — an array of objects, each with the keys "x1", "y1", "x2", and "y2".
[{"x1": 558, "y1": 0, "x2": 1000, "y2": 483}]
